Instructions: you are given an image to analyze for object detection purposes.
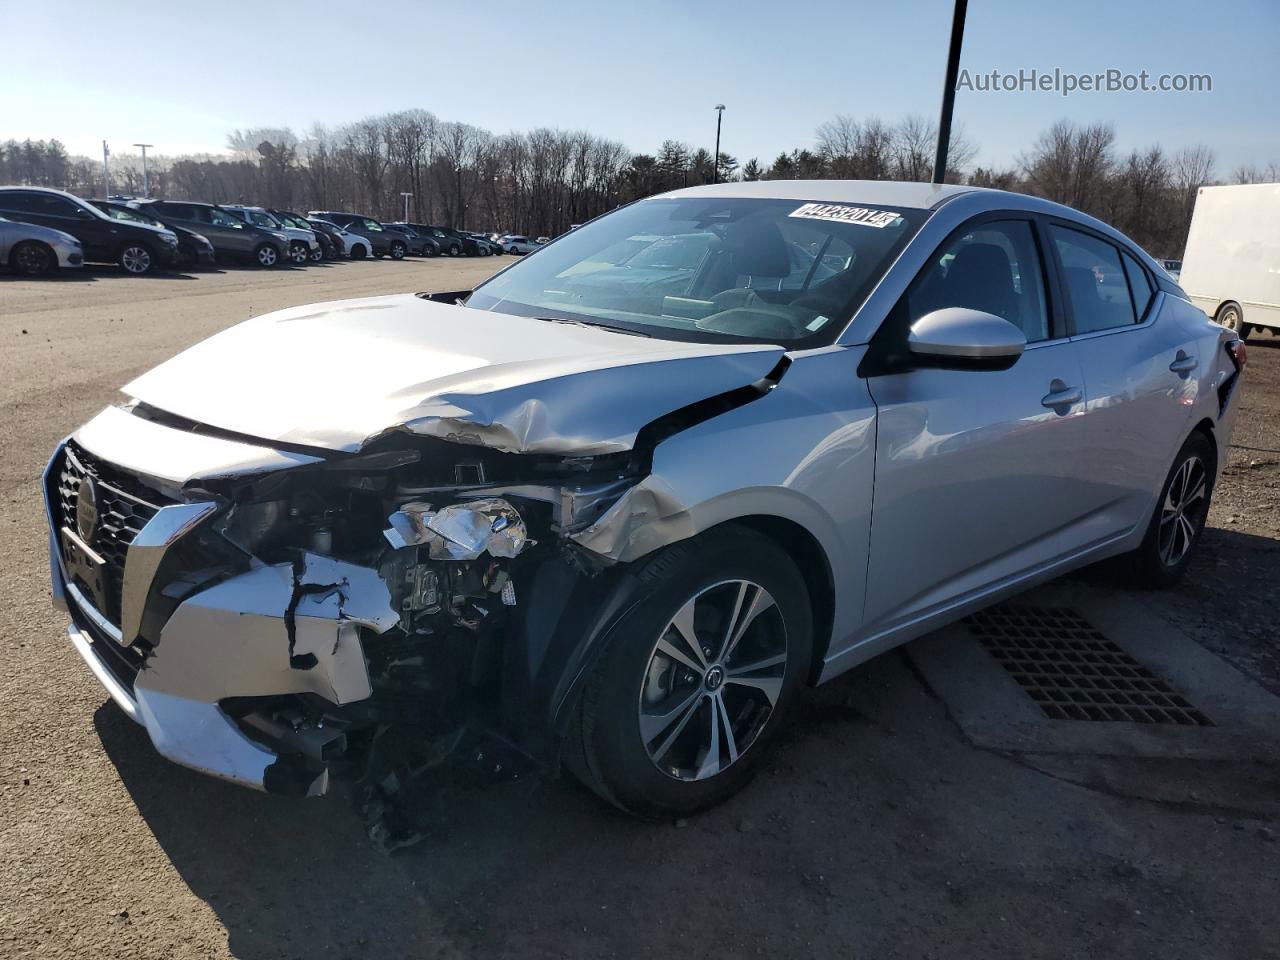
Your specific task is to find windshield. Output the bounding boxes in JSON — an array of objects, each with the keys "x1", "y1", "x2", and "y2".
[
  {"x1": 467, "y1": 197, "x2": 925, "y2": 345},
  {"x1": 93, "y1": 203, "x2": 160, "y2": 227},
  {"x1": 239, "y1": 209, "x2": 282, "y2": 229}
]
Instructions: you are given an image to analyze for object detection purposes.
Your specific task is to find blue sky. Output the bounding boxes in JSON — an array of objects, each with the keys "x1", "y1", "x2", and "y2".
[{"x1": 4, "y1": 0, "x2": 1276, "y2": 176}]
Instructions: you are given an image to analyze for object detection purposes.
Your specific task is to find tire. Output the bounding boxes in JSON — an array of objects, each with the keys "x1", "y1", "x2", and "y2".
[
  {"x1": 350, "y1": 243, "x2": 367, "y2": 260},
  {"x1": 1124, "y1": 431, "x2": 1215, "y2": 588},
  {"x1": 1217, "y1": 303, "x2": 1248, "y2": 339},
  {"x1": 309, "y1": 245, "x2": 324, "y2": 263},
  {"x1": 448, "y1": 243, "x2": 461, "y2": 257},
  {"x1": 118, "y1": 242, "x2": 155, "y2": 276},
  {"x1": 570, "y1": 528, "x2": 813, "y2": 820},
  {"x1": 390, "y1": 240, "x2": 407, "y2": 260},
  {"x1": 254, "y1": 243, "x2": 279, "y2": 268},
  {"x1": 288, "y1": 242, "x2": 309, "y2": 266},
  {"x1": 10, "y1": 240, "x2": 55, "y2": 277}
]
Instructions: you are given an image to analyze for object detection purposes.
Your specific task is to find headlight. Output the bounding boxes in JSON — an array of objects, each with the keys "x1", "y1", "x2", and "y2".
[
  {"x1": 384, "y1": 498, "x2": 531, "y2": 560},
  {"x1": 193, "y1": 233, "x2": 213, "y2": 247},
  {"x1": 162, "y1": 233, "x2": 178, "y2": 245},
  {"x1": 272, "y1": 231, "x2": 289, "y2": 242}
]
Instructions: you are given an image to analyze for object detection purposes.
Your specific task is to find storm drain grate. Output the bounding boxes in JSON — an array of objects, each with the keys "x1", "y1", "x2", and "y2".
[{"x1": 964, "y1": 606, "x2": 1213, "y2": 726}]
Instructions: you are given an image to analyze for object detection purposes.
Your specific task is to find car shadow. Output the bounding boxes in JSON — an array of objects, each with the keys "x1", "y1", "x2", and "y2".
[
  {"x1": 93, "y1": 651, "x2": 927, "y2": 957},
  {"x1": 0, "y1": 269, "x2": 98, "y2": 283},
  {"x1": 92, "y1": 526, "x2": 1280, "y2": 958}
]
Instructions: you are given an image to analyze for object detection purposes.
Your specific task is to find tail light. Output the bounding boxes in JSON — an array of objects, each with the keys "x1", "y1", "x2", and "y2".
[{"x1": 1227, "y1": 338, "x2": 1247, "y2": 370}]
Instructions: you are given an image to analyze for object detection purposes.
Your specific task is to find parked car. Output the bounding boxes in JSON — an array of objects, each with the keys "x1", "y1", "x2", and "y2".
[
  {"x1": 91, "y1": 200, "x2": 216, "y2": 269},
  {"x1": 1179, "y1": 182, "x2": 1280, "y2": 341},
  {"x1": 129, "y1": 200, "x2": 289, "y2": 268},
  {"x1": 0, "y1": 214, "x2": 83, "y2": 276},
  {"x1": 466, "y1": 232, "x2": 503, "y2": 256},
  {"x1": 384, "y1": 223, "x2": 440, "y2": 257},
  {"x1": 302, "y1": 218, "x2": 343, "y2": 260},
  {"x1": 0, "y1": 186, "x2": 178, "y2": 275},
  {"x1": 43, "y1": 180, "x2": 1244, "y2": 818},
  {"x1": 1159, "y1": 259, "x2": 1182, "y2": 282},
  {"x1": 398, "y1": 223, "x2": 463, "y2": 257},
  {"x1": 269, "y1": 209, "x2": 330, "y2": 262},
  {"x1": 223, "y1": 206, "x2": 319, "y2": 265},
  {"x1": 306, "y1": 217, "x2": 371, "y2": 259},
  {"x1": 309, "y1": 211, "x2": 404, "y2": 259},
  {"x1": 535, "y1": 236, "x2": 551, "y2": 245},
  {"x1": 501, "y1": 234, "x2": 541, "y2": 254}
]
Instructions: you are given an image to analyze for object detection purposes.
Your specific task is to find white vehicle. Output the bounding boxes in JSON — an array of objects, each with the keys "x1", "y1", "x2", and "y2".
[
  {"x1": 224, "y1": 205, "x2": 319, "y2": 266},
  {"x1": 310, "y1": 218, "x2": 371, "y2": 259},
  {"x1": 502, "y1": 234, "x2": 541, "y2": 255},
  {"x1": 1179, "y1": 182, "x2": 1280, "y2": 339}
]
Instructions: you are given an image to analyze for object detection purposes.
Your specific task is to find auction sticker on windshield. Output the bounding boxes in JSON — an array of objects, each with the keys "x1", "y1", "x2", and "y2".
[{"x1": 789, "y1": 203, "x2": 901, "y2": 228}]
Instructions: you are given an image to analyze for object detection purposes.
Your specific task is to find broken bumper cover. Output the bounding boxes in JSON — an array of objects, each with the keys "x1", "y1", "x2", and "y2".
[{"x1": 58, "y1": 540, "x2": 396, "y2": 796}]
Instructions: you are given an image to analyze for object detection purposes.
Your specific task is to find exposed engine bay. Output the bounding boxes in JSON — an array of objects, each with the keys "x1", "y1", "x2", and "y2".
[{"x1": 176, "y1": 435, "x2": 647, "y2": 832}]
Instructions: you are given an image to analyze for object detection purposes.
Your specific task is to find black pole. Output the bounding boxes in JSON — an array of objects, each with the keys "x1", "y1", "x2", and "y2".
[
  {"x1": 713, "y1": 106, "x2": 724, "y2": 183},
  {"x1": 932, "y1": 0, "x2": 969, "y2": 184}
]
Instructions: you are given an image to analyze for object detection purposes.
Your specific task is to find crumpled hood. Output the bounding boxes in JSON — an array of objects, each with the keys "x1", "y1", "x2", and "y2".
[{"x1": 123, "y1": 294, "x2": 785, "y2": 455}]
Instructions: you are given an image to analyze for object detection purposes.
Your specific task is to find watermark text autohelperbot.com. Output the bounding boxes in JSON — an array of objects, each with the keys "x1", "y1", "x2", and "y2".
[{"x1": 957, "y1": 68, "x2": 1212, "y2": 97}]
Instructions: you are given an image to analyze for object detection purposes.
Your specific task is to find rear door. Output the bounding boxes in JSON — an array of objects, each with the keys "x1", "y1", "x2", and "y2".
[
  {"x1": 1048, "y1": 222, "x2": 1196, "y2": 535},
  {"x1": 861, "y1": 215, "x2": 1096, "y2": 636}
]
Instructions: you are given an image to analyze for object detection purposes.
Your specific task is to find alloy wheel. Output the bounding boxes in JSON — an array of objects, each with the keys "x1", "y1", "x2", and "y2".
[
  {"x1": 638, "y1": 579, "x2": 787, "y2": 782},
  {"x1": 258, "y1": 246, "x2": 278, "y2": 266},
  {"x1": 14, "y1": 242, "x2": 53, "y2": 276},
  {"x1": 290, "y1": 244, "x2": 308, "y2": 265},
  {"x1": 1158, "y1": 454, "x2": 1208, "y2": 566},
  {"x1": 121, "y1": 246, "x2": 151, "y2": 274}
]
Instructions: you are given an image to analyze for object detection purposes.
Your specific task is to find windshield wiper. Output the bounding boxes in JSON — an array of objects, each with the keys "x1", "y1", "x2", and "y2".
[{"x1": 532, "y1": 316, "x2": 652, "y2": 337}]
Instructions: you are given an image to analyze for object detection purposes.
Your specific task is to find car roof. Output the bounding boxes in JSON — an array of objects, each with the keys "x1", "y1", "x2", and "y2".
[{"x1": 656, "y1": 179, "x2": 977, "y2": 210}]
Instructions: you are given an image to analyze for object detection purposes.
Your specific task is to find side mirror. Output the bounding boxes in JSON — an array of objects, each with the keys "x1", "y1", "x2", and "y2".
[
  {"x1": 76, "y1": 208, "x2": 95, "y2": 220},
  {"x1": 906, "y1": 307, "x2": 1026, "y2": 371}
]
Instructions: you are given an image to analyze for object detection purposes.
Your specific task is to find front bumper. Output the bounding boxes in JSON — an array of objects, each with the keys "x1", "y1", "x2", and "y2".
[
  {"x1": 54, "y1": 531, "x2": 396, "y2": 795},
  {"x1": 45, "y1": 418, "x2": 396, "y2": 795},
  {"x1": 52, "y1": 240, "x2": 84, "y2": 268}
]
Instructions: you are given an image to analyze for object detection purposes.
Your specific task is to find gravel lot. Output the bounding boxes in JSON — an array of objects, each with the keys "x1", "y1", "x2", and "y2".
[{"x1": 2, "y1": 261, "x2": 1277, "y2": 959}]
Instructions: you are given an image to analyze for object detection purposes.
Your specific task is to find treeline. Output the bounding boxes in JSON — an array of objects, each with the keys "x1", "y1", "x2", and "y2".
[{"x1": 2, "y1": 112, "x2": 1276, "y2": 258}]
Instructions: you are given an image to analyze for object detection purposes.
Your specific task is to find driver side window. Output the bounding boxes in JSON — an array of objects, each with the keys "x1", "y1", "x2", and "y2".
[{"x1": 906, "y1": 220, "x2": 1050, "y2": 343}]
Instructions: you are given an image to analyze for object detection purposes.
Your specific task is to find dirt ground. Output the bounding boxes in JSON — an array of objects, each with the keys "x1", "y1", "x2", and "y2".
[{"x1": 1, "y1": 260, "x2": 1277, "y2": 959}]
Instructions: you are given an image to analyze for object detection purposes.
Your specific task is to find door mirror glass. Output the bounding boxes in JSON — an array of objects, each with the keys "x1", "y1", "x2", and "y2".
[
  {"x1": 75, "y1": 207, "x2": 95, "y2": 220},
  {"x1": 906, "y1": 307, "x2": 1026, "y2": 370}
]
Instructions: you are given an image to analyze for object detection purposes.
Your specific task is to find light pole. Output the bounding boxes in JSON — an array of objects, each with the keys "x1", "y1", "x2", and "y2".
[
  {"x1": 400, "y1": 192, "x2": 413, "y2": 221},
  {"x1": 102, "y1": 141, "x2": 110, "y2": 198},
  {"x1": 712, "y1": 104, "x2": 726, "y2": 183},
  {"x1": 133, "y1": 143, "x2": 154, "y2": 197},
  {"x1": 931, "y1": 0, "x2": 968, "y2": 184}
]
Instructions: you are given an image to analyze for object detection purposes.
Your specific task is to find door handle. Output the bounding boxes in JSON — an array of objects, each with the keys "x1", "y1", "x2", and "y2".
[
  {"x1": 1041, "y1": 380, "x2": 1082, "y2": 409},
  {"x1": 1169, "y1": 351, "x2": 1197, "y2": 376}
]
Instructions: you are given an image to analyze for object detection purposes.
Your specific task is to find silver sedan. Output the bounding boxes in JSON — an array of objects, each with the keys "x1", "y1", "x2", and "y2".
[
  {"x1": 45, "y1": 181, "x2": 1243, "y2": 817},
  {"x1": 1, "y1": 215, "x2": 83, "y2": 276}
]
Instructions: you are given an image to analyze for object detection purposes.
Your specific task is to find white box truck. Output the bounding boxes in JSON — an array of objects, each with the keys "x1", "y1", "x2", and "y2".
[{"x1": 1178, "y1": 182, "x2": 1280, "y2": 340}]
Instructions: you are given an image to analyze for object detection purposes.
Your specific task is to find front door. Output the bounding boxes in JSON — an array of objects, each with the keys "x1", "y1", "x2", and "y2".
[{"x1": 861, "y1": 216, "x2": 1096, "y2": 637}]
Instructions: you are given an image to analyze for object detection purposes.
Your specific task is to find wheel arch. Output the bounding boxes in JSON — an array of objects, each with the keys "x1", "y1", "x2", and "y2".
[
  {"x1": 1190, "y1": 416, "x2": 1220, "y2": 478},
  {"x1": 715, "y1": 514, "x2": 836, "y2": 684}
]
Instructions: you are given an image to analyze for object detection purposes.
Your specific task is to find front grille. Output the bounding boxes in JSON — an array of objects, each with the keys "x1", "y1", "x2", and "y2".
[
  {"x1": 67, "y1": 588, "x2": 146, "y2": 689},
  {"x1": 52, "y1": 443, "x2": 172, "y2": 627}
]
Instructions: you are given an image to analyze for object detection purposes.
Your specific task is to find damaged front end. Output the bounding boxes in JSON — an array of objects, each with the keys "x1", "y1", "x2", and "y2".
[{"x1": 47, "y1": 421, "x2": 655, "y2": 802}]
